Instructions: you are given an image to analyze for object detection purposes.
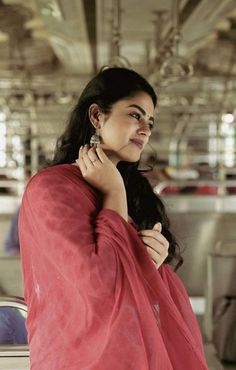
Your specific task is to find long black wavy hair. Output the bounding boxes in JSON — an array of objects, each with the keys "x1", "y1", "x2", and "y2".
[{"x1": 49, "y1": 67, "x2": 182, "y2": 269}]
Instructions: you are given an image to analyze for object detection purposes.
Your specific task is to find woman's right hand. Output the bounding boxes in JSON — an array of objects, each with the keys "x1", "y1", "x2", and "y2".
[{"x1": 76, "y1": 145, "x2": 125, "y2": 195}]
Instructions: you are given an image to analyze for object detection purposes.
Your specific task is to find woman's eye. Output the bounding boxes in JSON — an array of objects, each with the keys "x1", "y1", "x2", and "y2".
[
  {"x1": 130, "y1": 112, "x2": 141, "y2": 121},
  {"x1": 130, "y1": 112, "x2": 154, "y2": 130}
]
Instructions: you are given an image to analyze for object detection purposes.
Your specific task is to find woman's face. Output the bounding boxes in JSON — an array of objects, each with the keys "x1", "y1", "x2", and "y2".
[{"x1": 95, "y1": 92, "x2": 155, "y2": 164}]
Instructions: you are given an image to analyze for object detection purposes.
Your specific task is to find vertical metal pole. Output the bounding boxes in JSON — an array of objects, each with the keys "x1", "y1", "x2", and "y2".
[
  {"x1": 29, "y1": 106, "x2": 38, "y2": 177},
  {"x1": 111, "y1": 0, "x2": 121, "y2": 57},
  {"x1": 172, "y1": 0, "x2": 181, "y2": 55}
]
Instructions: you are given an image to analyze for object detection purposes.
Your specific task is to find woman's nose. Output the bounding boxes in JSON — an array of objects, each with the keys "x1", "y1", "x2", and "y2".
[{"x1": 137, "y1": 122, "x2": 151, "y2": 136}]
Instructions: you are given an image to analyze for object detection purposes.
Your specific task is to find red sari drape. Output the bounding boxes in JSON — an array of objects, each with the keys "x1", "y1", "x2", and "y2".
[{"x1": 19, "y1": 164, "x2": 208, "y2": 370}]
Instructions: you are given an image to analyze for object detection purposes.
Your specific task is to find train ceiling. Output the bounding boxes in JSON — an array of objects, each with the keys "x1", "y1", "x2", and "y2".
[{"x1": 0, "y1": 0, "x2": 236, "y2": 162}]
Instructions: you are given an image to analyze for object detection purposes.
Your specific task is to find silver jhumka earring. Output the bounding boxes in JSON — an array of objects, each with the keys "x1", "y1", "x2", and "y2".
[{"x1": 90, "y1": 132, "x2": 101, "y2": 146}]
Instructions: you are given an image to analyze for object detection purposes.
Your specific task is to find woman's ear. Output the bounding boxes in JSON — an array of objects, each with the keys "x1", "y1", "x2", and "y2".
[{"x1": 88, "y1": 104, "x2": 103, "y2": 129}]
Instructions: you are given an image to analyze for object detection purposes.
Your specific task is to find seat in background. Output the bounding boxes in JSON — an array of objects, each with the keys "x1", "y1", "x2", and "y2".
[{"x1": 204, "y1": 241, "x2": 236, "y2": 370}]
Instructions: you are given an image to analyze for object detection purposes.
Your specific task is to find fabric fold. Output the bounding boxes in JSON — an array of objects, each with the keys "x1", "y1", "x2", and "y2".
[{"x1": 19, "y1": 164, "x2": 208, "y2": 370}]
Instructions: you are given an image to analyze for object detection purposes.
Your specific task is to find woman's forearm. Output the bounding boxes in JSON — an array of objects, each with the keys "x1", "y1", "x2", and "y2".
[{"x1": 103, "y1": 190, "x2": 128, "y2": 222}]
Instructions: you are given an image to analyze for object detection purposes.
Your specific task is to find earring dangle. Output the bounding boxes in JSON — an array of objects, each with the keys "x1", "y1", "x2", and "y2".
[{"x1": 90, "y1": 132, "x2": 101, "y2": 146}]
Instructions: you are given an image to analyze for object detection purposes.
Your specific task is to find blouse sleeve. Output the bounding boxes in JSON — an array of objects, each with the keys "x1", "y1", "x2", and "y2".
[{"x1": 19, "y1": 168, "x2": 138, "y2": 298}]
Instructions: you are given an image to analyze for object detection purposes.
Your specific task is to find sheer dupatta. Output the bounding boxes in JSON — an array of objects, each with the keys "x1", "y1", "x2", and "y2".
[{"x1": 19, "y1": 164, "x2": 208, "y2": 370}]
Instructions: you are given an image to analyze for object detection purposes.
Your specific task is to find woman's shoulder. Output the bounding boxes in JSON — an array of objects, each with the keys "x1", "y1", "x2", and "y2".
[
  {"x1": 23, "y1": 164, "x2": 99, "y2": 210},
  {"x1": 25, "y1": 164, "x2": 84, "y2": 193}
]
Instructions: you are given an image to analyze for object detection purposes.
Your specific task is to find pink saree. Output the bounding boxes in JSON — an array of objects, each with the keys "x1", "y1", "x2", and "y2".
[{"x1": 19, "y1": 164, "x2": 208, "y2": 370}]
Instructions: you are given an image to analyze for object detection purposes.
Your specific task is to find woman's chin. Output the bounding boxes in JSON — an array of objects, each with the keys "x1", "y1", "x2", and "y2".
[
  {"x1": 119, "y1": 153, "x2": 141, "y2": 163},
  {"x1": 103, "y1": 148, "x2": 140, "y2": 163}
]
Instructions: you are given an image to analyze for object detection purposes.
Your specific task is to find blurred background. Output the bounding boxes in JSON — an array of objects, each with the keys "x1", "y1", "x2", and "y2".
[{"x1": 0, "y1": 1, "x2": 236, "y2": 369}]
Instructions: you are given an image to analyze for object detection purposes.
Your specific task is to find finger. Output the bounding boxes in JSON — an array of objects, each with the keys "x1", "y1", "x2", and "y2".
[
  {"x1": 78, "y1": 144, "x2": 86, "y2": 156},
  {"x1": 95, "y1": 146, "x2": 109, "y2": 164},
  {"x1": 146, "y1": 246, "x2": 161, "y2": 260},
  {"x1": 139, "y1": 230, "x2": 169, "y2": 248},
  {"x1": 146, "y1": 246, "x2": 168, "y2": 266},
  {"x1": 78, "y1": 145, "x2": 83, "y2": 159},
  {"x1": 153, "y1": 222, "x2": 162, "y2": 232},
  {"x1": 141, "y1": 236, "x2": 164, "y2": 255},
  {"x1": 81, "y1": 145, "x2": 88, "y2": 158},
  {"x1": 76, "y1": 158, "x2": 87, "y2": 174},
  {"x1": 77, "y1": 146, "x2": 87, "y2": 172},
  {"x1": 82, "y1": 145, "x2": 94, "y2": 169},
  {"x1": 87, "y1": 147, "x2": 100, "y2": 164}
]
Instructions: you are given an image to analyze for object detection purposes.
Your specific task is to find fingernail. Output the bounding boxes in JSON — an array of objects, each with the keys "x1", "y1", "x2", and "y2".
[{"x1": 154, "y1": 222, "x2": 162, "y2": 231}]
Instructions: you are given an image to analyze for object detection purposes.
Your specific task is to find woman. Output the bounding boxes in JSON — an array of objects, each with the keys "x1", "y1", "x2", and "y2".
[{"x1": 19, "y1": 68, "x2": 208, "y2": 370}]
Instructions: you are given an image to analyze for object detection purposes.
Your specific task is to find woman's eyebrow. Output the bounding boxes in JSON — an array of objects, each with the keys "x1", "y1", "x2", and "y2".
[{"x1": 128, "y1": 104, "x2": 154, "y2": 122}]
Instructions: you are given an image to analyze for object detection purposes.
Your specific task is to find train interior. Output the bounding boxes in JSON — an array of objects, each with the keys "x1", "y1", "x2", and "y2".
[{"x1": 0, "y1": 0, "x2": 236, "y2": 369}]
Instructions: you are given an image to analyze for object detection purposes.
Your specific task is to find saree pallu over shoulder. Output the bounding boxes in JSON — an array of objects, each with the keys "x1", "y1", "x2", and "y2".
[{"x1": 19, "y1": 164, "x2": 208, "y2": 370}]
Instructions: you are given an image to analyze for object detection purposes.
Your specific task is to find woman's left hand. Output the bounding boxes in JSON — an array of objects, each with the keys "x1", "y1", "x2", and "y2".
[{"x1": 138, "y1": 223, "x2": 169, "y2": 269}]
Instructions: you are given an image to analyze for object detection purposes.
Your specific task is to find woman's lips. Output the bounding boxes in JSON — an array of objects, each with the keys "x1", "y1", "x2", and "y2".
[{"x1": 130, "y1": 139, "x2": 144, "y2": 149}]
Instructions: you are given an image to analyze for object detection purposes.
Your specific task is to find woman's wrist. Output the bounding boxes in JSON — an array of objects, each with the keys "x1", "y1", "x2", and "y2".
[{"x1": 103, "y1": 190, "x2": 128, "y2": 221}]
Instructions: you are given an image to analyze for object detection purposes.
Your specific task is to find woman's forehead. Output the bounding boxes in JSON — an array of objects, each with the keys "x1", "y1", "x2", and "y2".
[{"x1": 114, "y1": 93, "x2": 155, "y2": 116}]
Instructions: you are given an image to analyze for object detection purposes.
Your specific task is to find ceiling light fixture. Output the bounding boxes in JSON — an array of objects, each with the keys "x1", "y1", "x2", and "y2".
[
  {"x1": 221, "y1": 113, "x2": 234, "y2": 123},
  {"x1": 159, "y1": 0, "x2": 194, "y2": 82},
  {"x1": 106, "y1": 0, "x2": 132, "y2": 69},
  {"x1": 40, "y1": 0, "x2": 63, "y2": 21}
]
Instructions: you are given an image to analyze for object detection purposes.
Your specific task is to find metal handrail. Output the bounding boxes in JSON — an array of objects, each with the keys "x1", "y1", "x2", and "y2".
[
  {"x1": 0, "y1": 180, "x2": 19, "y2": 188},
  {"x1": 154, "y1": 179, "x2": 236, "y2": 194},
  {"x1": 0, "y1": 297, "x2": 27, "y2": 312},
  {"x1": 0, "y1": 345, "x2": 29, "y2": 357}
]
